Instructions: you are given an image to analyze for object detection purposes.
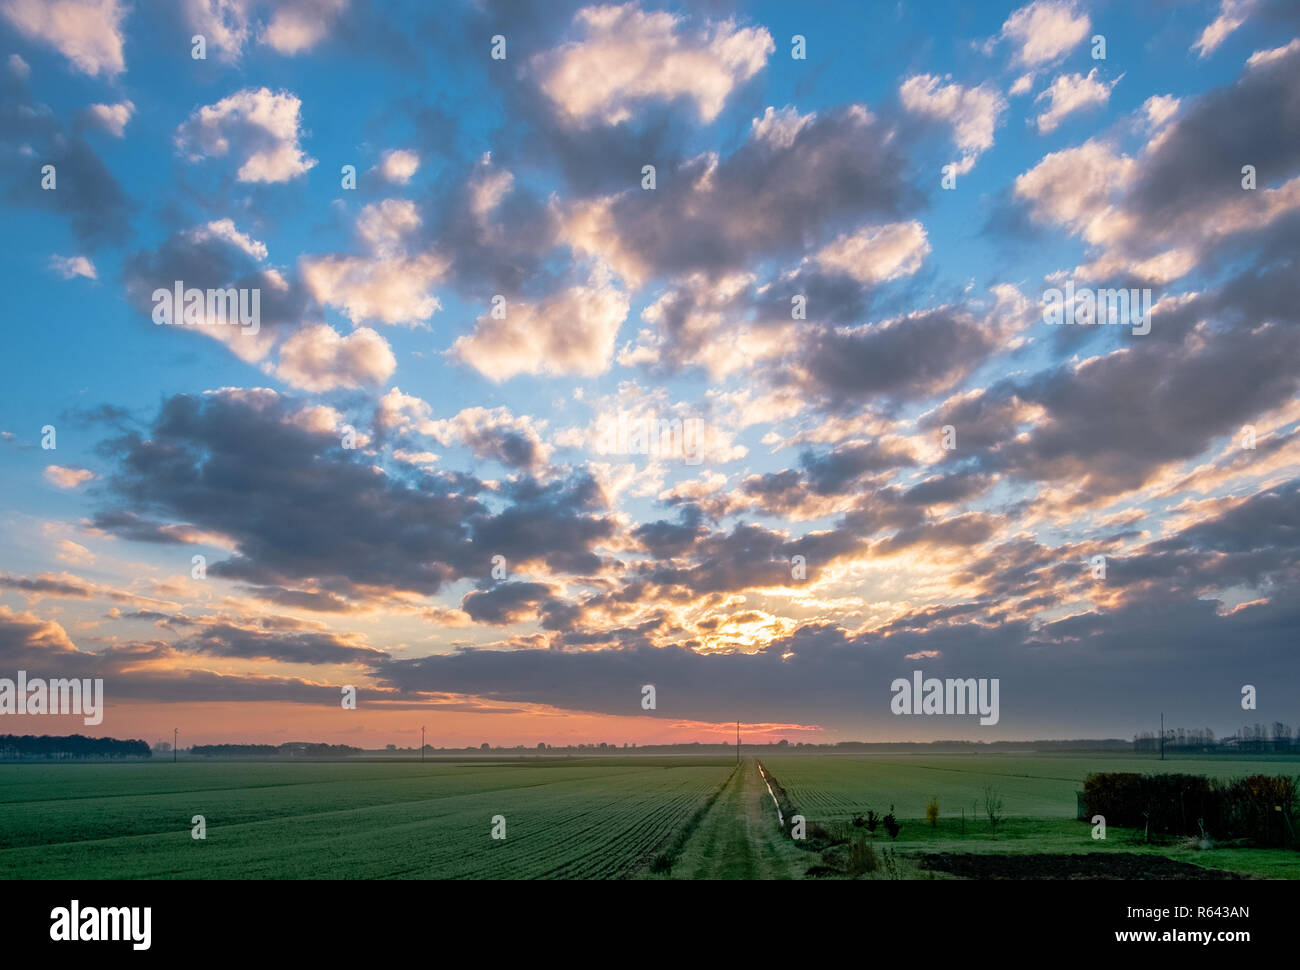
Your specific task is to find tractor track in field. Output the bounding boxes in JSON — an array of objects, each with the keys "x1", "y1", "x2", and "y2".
[{"x1": 663, "y1": 759, "x2": 804, "y2": 879}]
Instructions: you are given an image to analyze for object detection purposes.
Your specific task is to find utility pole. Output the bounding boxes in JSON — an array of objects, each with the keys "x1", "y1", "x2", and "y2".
[
  {"x1": 420, "y1": 726, "x2": 425, "y2": 763},
  {"x1": 1160, "y1": 713, "x2": 1164, "y2": 761},
  {"x1": 736, "y1": 721, "x2": 740, "y2": 764},
  {"x1": 173, "y1": 727, "x2": 178, "y2": 763}
]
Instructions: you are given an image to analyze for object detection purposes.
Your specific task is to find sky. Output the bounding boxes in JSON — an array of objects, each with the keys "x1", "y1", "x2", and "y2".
[{"x1": 0, "y1": 0, "x2": 1297, "y2": 749}]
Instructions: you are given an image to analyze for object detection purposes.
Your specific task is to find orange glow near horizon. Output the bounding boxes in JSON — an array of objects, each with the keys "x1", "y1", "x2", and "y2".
[{"x1": 0, "y1": 702, "x2": 826, "y2": 749}]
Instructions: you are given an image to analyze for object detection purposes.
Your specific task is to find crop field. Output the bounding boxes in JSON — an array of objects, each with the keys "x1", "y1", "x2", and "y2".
[
  {"x1": 0, "y1": 758, "x2": 735, "y2": 879},
  {"x1": 760, "y1": 751, "x2": 1300, "y2": 820},
  {"x1": 2, "y1": 753, "x2": 1297, "y2": 879}
]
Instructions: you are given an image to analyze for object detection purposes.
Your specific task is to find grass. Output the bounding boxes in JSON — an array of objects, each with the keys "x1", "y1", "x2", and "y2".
[
  {"x1": 759, "y1": 752, "x2": 1300, "y2": 879},
  {"x1": 2, "y1": 752, "x2": 1296, "y2": 879},
  {"x1": 0, "y1": 758, "x2": 733, "y2": 879}
]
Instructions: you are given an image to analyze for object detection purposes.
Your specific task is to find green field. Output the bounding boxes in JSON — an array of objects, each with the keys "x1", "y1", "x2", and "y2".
[{"x1": 2, "y1": 753, "x2": 1296, "y2": 879}]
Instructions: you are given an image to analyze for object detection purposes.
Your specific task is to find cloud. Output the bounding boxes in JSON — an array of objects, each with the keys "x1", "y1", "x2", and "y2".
[
  {"x1": 790, "y1": 299, "x2": 1022, "y2": 409},
  {"x1": 92, "y1": 390, "x2": 617, "y2": 598},
  {"x1": 274, "y1": 324, "x2": 396, "y2": 392},
  {"x1": 533, "y1": 2, "x2": 773, "y2": 125},
  {"x1": 189, "y1": 218, "x2": 268, "y2": 259},
  {"x1": 82, "y1": 99, "x2": 133, "y2": 137},
  {"x1": 123, "y1": 220, "x2": 306, "y2": 362},
  {"x1": 452, "y1": 268, "x2": 629, "y2": 380},
  {"x1": 377, "y1": 148, "x2": 419, "y2": 184},
  {"x1": 1034, "y1": 69, "x2": 1117, "y2": 133},
  {"x1": 461, "y1": 582, "x2": 558, "y2": 625},
  {"x1": 262, "y1": 0, "x2": 348, "y2": 54},
  {"x1": 182, "y1": 0, "x2": 255, "y2": 62},
  {"x1": 301, "y1": 199, "x2": 448, "y2": 326},
  {"x1": 1013, "y1": 45, "x2": 1300, "y2": 284},
  {"x1": 49, "y1": 254, "x2": 96, "y2": 279},
  {"x1": 175, "y1": 87, "x2": 317, "y2": 183},
  {"x1": 425, "y1": 407, "x2": 552, "y2": 471},
  {"x1": 1193, "y1": 0, "x2": 1256, "y2": 57},
  {"x1": 0, "y1": 0, "x2": 126, "y2": 77},
  {"x1": 0, "y1": 78, "x2": 131, "y2": 247},
  {"x1": 899, "y1": 74, "x2": 1006, "y2": 172},
  {"x1": 177, "y1": 622, "x2": 385, "y2": 665},
  {"x1": 44, "y1": 465, "x2": 95, "y2": 488},
  {"x1": 560, "y1": 104, "x2": 918, "y2": 286},
  {"x1": 181, "y1": 0, "x2": 349, "y2": 60},
  {"x1": 7, "y1": 52, "x2": 29, "y2": 78},
  {"x1": 812, "y1": 220, "x2": 931, "y2": 284},
  {"x1": 999, "y1": 0, "x2": 1091, "y2": 67}
]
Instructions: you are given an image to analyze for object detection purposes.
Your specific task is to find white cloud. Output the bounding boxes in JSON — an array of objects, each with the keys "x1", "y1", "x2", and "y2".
[
  {"x1": 262, "y1": 0, "x2": 348, "y2": 54},
  {"x1": 453, "y1": 269, "x2": 630, "y2": 381},
  {"x1": 1009, "y1": 73, "x2": 1035, "y2": 96},
  {"x1": 186, "y1": 218, "x2": 268, "y2": 260},
  {"x1": 750, "y1": 105, "x2": 815, "y2": 149},
  {"x1": 49, "y1": 254, "x2": 96, "y2": 279},
  {"x1": 377, "y1": 148, "x2": 419, "y2": 185},
  {"x1": 1193, "y1": 0, "x2": 1256, "y2": 58},
  {"x1": 1034, "y1": 69, "x2": 1118, "y2": 133},
  {"x1": 275, "y1": 324, "x2": 396, "y2": 392},
  {"x1": 182, "y1": 0, "x2": 254, "y2": 62},
  {"x1": 425, "y1": 407, "x2": 552, "y2": 469},
  {"x1": 301, "y1": 200, "x2": 447, "y2": 326},
  {"x1": 534, "y1": 2, "x2": 773, "y2": 125},
  {"x1": 1246, "y1": 38, "x2": 1300, "y2": 69},
  {"x1": 84, "y1": 99, "x2": 134, "y2": 137},
  {"x1": 900, "y1": 74, "x2": 1006, "y2": 171},
  {"x1": 44, "y1": 465, "x2": 95, "y2": 488},
  {"x1": 182, "y1": 0, "x2": 348, "y2": 61},
  {"x1": 7, "y1": 52, "x2": 29, "y2": 78},
  {"x1": 813, "y1": 221, "x2": 931, "y2": 284},
  {"x1": 1141, "y1": 95, "x2": 1180, "y2": 130},
  {"x1": 1000, "y1": 0, "x2": 1091, "y2": 67},
  {"x1": 1014, "y1": 139, "x2": 1136, "y2": 246},
  {"x1": 0, "y1": 0, "x2": 126, "y2": 77},
  {"x1": 176, "y1": 87, "x2": 317, "y2": 184}
]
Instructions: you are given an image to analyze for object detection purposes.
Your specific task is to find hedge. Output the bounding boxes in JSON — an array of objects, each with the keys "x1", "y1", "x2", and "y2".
[{"x1": 1082, "y1": 771, "x2": 1297, "y2": 846}]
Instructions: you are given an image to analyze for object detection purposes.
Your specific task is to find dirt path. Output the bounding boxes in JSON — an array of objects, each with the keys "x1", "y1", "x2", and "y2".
[{"x1": 672, "y1": 759, "x2": 805, "y2": 879}]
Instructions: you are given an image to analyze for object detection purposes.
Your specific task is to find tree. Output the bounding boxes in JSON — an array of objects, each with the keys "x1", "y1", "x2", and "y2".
[{"x1": 983, "y1": 785, "x2": 1004, "y2": 835}]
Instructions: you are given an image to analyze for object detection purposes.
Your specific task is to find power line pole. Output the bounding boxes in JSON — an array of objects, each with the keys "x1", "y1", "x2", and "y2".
[
  {"x1": 736, "y1": 720, "x2": 740, "y2": 764},
  {"x1": 173, "y1": 727, "x2": 178, "y2": 764},
  {"x1": 420, "y1": 726, "x2": 425, "y2": 763},
  {"x1": 1159, "y1": 713, "x2": 1164, "y2": 761}
]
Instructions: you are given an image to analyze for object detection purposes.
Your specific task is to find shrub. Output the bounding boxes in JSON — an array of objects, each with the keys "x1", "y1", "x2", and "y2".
[
  {"x1": 864, "y1": 809, "x2": 880, "y2": 834},
  {"x1": 880, "y1": 847, "x2": 903, "y2": 879},
  {"x1": 926, "y1": 797, "x2": 940, "y2": 828},
  {"x1": 847, "y1": 837, "x2": 879, "y2": 875},
  {"x1": 883, "y1": 805, "x2": 900, "y2": 840},
  {"x1": 983, "y1": 785, "x2": 1004, "y2": 835},
  {"x1": 1084, "y1": 771, "x2": 1297, "y2": 846}
]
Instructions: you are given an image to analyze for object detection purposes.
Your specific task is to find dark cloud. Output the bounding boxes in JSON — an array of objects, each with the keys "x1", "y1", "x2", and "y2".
[
  {"x1": 0, "y1": 73, "x2": 131, "y2": 247},
  {"x1": 461, "y1": 582, "x2": 557, "y2": 625},
  {"x1": 91, "y1": 390, "x2": 617, "y2": 598},
  {"x1": 176, "y1": 623, "x2": 387, "y2": 666}
]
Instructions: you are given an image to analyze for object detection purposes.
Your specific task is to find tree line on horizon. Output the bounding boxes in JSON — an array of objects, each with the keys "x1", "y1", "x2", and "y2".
[{"x1": 0, "y1": 734, "x2": 150, "y2": 759}]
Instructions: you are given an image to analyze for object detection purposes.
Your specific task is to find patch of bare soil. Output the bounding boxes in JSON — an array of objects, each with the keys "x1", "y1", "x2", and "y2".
[{"x1": 916, "y1": 852, "x2": 1253, "y2": 880}]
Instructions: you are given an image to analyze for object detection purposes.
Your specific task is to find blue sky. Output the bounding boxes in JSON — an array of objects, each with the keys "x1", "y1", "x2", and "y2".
[{"x1": 0, "y1": 0, "x2": 1297, "y2": 747}]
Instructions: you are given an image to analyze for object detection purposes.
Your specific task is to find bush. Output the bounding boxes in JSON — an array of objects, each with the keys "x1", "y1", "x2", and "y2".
[
  {"x1": 847, "y1": 837, "x2": 879, "y2": 875},
  {"x1": 926, "y1": 797, "x2": 940, "y2": 828},
  {"x1": 864, "y1": 809, "x2": 880, "y2": 834},
  {"x1": 983, "y1": 785, "x2": 1004, "y2": 835},
  {"x1": 1083, "y1": 771, "x2": 1297, "y2": 846},
  {"x1": 882, "y1": 805, "x2": 900, "y2": 840}
]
